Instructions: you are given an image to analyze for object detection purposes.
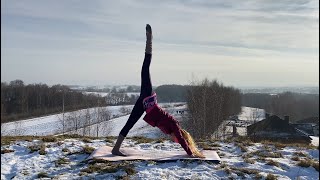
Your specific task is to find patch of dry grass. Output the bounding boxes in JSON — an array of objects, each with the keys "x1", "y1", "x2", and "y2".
[
  {"x1": 82, "y1": 145, "x2": 95, "y2": 154},
  {"x1": 252, "y1": 150, "x2": 283, "y2": 158},
  {"x1": 130, "y1": 136, "x2": 154, "y2": 144},
  {"x1": 39, "y1": 144, "x2": 46, "y2": 155},
  {"x1": 1, "y1": 148, "x2": 15, "y2": 154},
  {"x1": 28, "y1": 143, "x2": 46, "y2": 155},
  {"x1": 291, "y1": 156, "x2": 300, "y2": 161},
  {"x1": 293, "y1": 151, "x2": 308, "y2": 157},
  {"x1": 217, "y1": 151, "x2": 225, "y2": 157},
  {"x1": 37, "y1": 172, "x2": 50, "y2": 178},
  {"x1": 297, "y1": 158, "x2": 317, "y2": 169},
  {"x1": 81, "y1": 161, "x2": 137, "y2": 176},
  {"x1": 312, "y1": 161, "x2": 319, "y2": 172},
  {"x1": 82, "y1": 138, "x2": 92, "y2": 143},
  {"x1": 1, "y1": 136, "x2": 39, "y2": 145},
  {"x1": 42, "y1": 136, "x2": 57, "y2": 142},
  {"x1": 259, "y1": 140, "x2": 316, "y2": 150},
  {"x1": 236, "y1": 143, "x2": 248, "y2": 152},
  {"x1": 244, "y1": 157, "x2": 256, "y2": 164},
  {"x1": 55, "y1": 157, "x2": 70, "y2": 166},
  {"x1": 266, "y1": 173, "x2": 277, "y2": 180},
  {"x1": 154, "y1": 138, "x2": 167, "y2": 143},
  {"x1": 265, "y1": 159, "x2": 280, "y2": 167},
  {"x1": 229, "y1": 166, "x2": 260, "y2": 178}
]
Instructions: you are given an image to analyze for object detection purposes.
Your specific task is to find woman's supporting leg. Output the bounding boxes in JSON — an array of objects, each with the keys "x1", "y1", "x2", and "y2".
[{"x1": 112, "y1": 24, "x2": 153, "y2": 156}]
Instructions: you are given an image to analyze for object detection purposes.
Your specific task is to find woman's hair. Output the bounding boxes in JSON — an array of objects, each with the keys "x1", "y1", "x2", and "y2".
[{"x1": 180, "y1": 129, "x2": 205, "y2": 158}]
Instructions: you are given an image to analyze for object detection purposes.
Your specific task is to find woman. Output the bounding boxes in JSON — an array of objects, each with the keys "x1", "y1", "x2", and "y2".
[{"x1": 112, "y1": 24, "x2": 204, "y2": 158}]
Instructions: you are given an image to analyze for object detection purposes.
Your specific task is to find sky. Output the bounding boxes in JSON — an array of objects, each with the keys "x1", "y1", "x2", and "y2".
[{"x1": 1, "y1": 0, "x2": 319, "y2": 87}]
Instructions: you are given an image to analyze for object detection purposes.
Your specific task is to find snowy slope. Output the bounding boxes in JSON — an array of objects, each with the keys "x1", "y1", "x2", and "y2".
[
  {"x1": 1, "y1": 104, "x2": 319, "y2": 180},
  {"x1": 1, "y1": 136, "x2": 319, "y2": 179}
]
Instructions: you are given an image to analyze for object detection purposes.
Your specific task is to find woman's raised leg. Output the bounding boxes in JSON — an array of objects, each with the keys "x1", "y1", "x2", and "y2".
[{"x1": 112, "y1": 24, "x2": 153, "y2": 156}]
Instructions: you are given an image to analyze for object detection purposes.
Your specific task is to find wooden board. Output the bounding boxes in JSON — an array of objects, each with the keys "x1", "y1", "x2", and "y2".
[{"x1": 87, "y1": 146, "x2": 221, "y2": 163}]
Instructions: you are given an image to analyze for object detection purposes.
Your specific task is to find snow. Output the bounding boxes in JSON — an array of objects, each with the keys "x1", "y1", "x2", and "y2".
[
  {"x1": 82, "y1": 91, "x2": 140, "y2": 97},
  {"x1": 237, "y1": 107, "x2": 265, "y2": 121},
  {"x1": 1, "y1": 104, "x2": 319, "y2": 179},
  {"x1": 310, "y1": 136, "x2": 319, "y2": 147}
]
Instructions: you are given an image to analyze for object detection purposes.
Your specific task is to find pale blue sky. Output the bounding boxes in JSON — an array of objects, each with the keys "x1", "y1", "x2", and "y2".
[{"x1": 1, "y1": 0, "x2": 319, "y2": 87}]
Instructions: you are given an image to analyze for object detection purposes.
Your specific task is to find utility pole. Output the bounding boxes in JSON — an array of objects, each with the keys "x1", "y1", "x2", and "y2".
[{"x1": 62, "y1": 91, "x2": 65, "y2": 135}]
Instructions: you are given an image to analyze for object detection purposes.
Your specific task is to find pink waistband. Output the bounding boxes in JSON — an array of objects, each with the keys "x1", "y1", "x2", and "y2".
[{"x1": 143, "y1": 92, "x2": 157, "y2": 113}]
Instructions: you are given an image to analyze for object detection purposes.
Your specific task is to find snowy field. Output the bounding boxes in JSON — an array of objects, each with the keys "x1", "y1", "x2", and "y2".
[
  {"x1": 1, "y1": 135, "x2": 319, "y2": 179},
  {"x1": 1, "y1": 103, "x2": 184, "y2": 137},
  {"x1": 1, "y1": 104, "x2": 319, "y2": 179}
]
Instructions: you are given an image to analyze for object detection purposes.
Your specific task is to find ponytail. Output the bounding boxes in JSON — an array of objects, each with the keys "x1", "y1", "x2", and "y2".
[{"x1": 180, "y1": 129, "x2": 205, "y2": 158}]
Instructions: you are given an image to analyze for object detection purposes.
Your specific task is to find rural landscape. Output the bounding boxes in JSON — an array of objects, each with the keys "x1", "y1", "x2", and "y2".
[
  {"x1": 2, "y1": 0, "x2": 319, "y2": 179},
  {"x1": 1, "y1": 81, "x2": 319, "y2": 179}
]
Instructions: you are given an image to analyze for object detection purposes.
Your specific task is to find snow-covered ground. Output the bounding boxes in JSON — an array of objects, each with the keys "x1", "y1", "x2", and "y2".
[
  {"x1": 1, "y1": 104, "x2": 319, "y2": 179},
  {"x1": 1, "y1": 135, "x2": 319, "y2": 179}
]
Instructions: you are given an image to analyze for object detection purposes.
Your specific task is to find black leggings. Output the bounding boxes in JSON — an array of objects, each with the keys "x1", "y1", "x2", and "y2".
[{"x1": 119, "y1": 53, "x2": 152, "y2": 137}]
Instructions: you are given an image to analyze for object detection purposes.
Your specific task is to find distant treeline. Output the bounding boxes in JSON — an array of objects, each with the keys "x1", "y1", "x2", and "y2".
[
  {"x1": 155, "y1": 84, "x2": 189, "y2": 102},
  {"x1": 1, "y1": 80, "x2": 107, "y2": 123},
  {"x1": 242, "y1": 92, "x2": 319, "y2": 122},
  {"x1": 2, "y1": 80, "x2": 318, "y2": 124},
  {"x1": 156, "y1": 84, "x2": 319, "y2": 122}
]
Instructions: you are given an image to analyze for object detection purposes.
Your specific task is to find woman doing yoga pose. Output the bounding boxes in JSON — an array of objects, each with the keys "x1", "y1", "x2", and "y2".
[{"x1": 112, "y1": 24, "x2": 204, "y2": 158}]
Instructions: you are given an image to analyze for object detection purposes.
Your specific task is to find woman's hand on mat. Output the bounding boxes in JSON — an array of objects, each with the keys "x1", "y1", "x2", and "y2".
[{"x1": 111, "y1": 149, "x2": 127, "y2": 156}]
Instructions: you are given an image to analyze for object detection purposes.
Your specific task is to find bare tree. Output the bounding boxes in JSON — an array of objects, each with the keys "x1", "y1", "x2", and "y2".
[
  {"x1": 248, "y1": 108, "x2": 262, "y2": 124},
  {"x1": 120, "y1": 106, "x2": 131, "y2": 115},
  {"x1": 95, "y1": 107, "x2": 111, "y2": 137},
  {"x1": 186, "y1": 78, "x2": 242, "y2": 139},
  {"x1": 82, "y1": 108, "x2": 91, "y2": 136}
]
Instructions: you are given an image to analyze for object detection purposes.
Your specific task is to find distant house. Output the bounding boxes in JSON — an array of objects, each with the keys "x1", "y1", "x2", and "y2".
[
  {"x1": 247, "y1": 115, "x2": 311, "y2": 143},
  {"x1": 295, "y1": 117, "x2": 319, "y2": 136},
  {"x1": 290, "y1": 123, "x2": 316, "y2": 136}
]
